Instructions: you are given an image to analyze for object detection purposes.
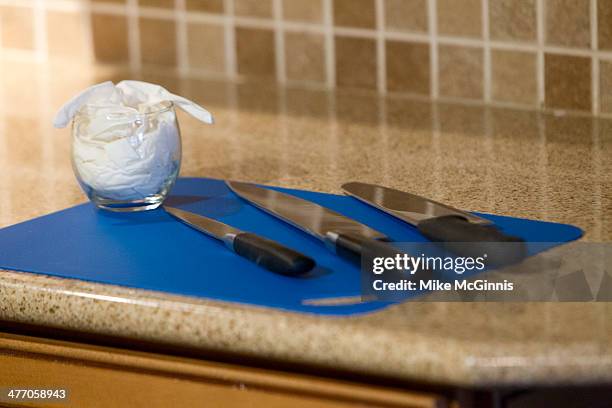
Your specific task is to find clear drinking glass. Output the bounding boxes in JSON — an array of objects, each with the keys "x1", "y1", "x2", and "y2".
[{"x1": 71, "y1": 101, "x2": 181, "y2": 212}]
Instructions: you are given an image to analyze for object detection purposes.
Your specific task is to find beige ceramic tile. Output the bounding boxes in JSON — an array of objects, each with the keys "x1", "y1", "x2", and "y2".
[
  {"x1": 335, "y1": 36, "x2": 377, "y2": 89},
  {"x1": 489, "y1": 0, "x2": 536, "y2": 42},
  {"x1": 598, "y1": 0, "x2": 612, "y2": 50},
  {"x1": 284, "y1": 32, "x2": 325, "y2": 83},
  {"x1": 186, "y1": 0, "x2": 224, "y2": 13},
  {"x1": 0, "y1": 6, "x2": 34, "y2": 50},
  {"x1": 91, "y1": 13, "x2": 129, "y2": 64},
  {"x1": 438, "y1": 45, "x2": 483, "y2": 99},
  {"x1": 187, "y1": 23, "x2": 225, "y2": 73},
  {"x1": 138, "y1": 0, "x2": 175, "y2": 8},
  {"x1": 236, "y1": 27, "x2": 276, "y2": 78},
  {"x1": 234, "y1": 0, "x2": 272, "y2": 18},
  {"x1": 333, "y1": 0, "x2": 375, "y2": 29},
  {"x1": 92, "y1": 0, "x2": 125, "y2": 3},
  {"x1": 385, "y1": 40, "x2": 430, "y2": 95},
  {"x1": 283, "y1": 0, "x2": 323, "y2": 22},
  {"x1": 139, "y1": 18, "x2": 177, "y2": 67},
  {"x1": 544, "y1": 53, "x2": 591, "y2": 111},
  {"x1": 384, "y1": 0, "x2": 427, "y2": 32},
  {"x1": 545, "y1": 0, "x2": 590, "y2": 48},
  {"x1": 598, "y1": 60, "x2": 612, "y2": 113},
  {"x1": 46, "y1": 11, "x2": 88, "y2": 59},
  {"x1": 491, "y1": 50, "x2": 537, "y2": 105},
  {"x1": 437, "y1": 0, "x2": 482, "y2": 38}
]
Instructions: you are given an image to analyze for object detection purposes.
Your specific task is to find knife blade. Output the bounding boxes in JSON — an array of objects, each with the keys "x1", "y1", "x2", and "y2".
[
  {"x1": 226, "y1": 181, "x2": 403, "y2": 265},
  {"x1": 341, "y1": 182, "x2": 526, "y2": 264},
  {"x1": 164, "y1": 206, "x2": 315, "y2": 277},
  {"x1": 342, "y1": 182, "x2": 491, "y2": 226}
]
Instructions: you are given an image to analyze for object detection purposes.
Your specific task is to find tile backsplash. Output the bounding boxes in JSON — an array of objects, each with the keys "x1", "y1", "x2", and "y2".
[{"x1": 3, "y1": 0, "x2": 612, "y2": 115}]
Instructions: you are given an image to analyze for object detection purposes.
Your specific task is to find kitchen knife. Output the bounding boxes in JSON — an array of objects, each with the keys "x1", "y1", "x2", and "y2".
[
  {"x1": 164, "y1": 206, "x2": 315, "y2": 277},
  {"x1": 341, "y1": 182, "x2": 527, "y2": 264},
  {"x1": 226, "y1": 181, "x2": 406, "y2": 266}
]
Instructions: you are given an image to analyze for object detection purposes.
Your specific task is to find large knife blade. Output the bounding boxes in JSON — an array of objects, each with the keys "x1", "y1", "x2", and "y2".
[
  {"x1": 226, "y1": 181, "x2": 401, "y2": 264},
  {"x1": 341, "y1": 182, "x2": 527, "y2": 264},
  {"x1": 164, "y1": 206, "x2": 315, "y2": 276},
  {"x1": 342, "y1": 182, "x2": 491, "y2": 226}
]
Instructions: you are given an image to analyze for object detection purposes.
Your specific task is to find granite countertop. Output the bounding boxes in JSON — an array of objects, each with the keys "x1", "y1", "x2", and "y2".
[{"x1": 0, "y1": 60, "x2": 611, "y2": 387}]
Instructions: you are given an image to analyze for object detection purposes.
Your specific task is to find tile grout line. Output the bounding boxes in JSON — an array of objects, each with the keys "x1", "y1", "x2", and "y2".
[
  {"x1": 591, "y1": 0, "x2": 600, "y2": 115},
  {"x1": 272, "y1": 0, "x2": 286, "y2": 84},
  {"x1": 536, "y1": 0, "x2": 545, "y2": 108},
  {"x1": 175, "y1": 0, "x2": 188, "y2": 77},
  {"x1": 375, "y1": 0, "x2": 386, "y2": 94},
  {"x1": 322, "y1": 0, "x2": 335, "y2": 88},
  {"x1": 224, "y1": 0, "x2": 237, "y2": 79},
  {"x1": 126, "y1": 0, "x2": 141, "y2": 73},
  {"x1": 427, "y1": 0, "x2": 439, "y2": 98},
  {"x1": 482, "y1": 0, "x2": 491, "y2": 103}
]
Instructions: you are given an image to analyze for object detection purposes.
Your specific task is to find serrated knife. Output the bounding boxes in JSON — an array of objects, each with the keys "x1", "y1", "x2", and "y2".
[
  {"x1": 164, "y1": 206, "x2": 315, "y2": 276},
  {"x1": 226, "y1": 181, "x2": 402, "y2": 264},
  {"x1": 341, "y1": 182, "x2": 527, "y2": 264}
]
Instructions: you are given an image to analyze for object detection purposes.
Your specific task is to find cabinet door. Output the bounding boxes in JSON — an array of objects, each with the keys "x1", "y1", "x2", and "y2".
[{"x1": 0, "y1": 333, "x2": 450, "y2": 408}]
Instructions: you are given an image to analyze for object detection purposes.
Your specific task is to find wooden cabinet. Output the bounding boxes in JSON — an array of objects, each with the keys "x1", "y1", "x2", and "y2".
[{"x1": 0, "y1": 333, "x2": 450, "y2": 408}]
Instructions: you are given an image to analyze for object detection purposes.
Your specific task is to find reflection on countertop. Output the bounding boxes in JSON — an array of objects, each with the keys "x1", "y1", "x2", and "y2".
[{"x1": 0, "y1": 59, "x2": 611, "y2": 387}]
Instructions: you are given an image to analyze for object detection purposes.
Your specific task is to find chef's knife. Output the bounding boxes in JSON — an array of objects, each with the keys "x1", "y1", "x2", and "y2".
[
  {"x1": 226, "y1": 181, "x2": 406, "y2": 266},
  {"x1": 164, "y1": 206, "x2": 315, "y2": 277},
  {"x1": 341, "y1": 182, "x2": 526, "y2": 264}
]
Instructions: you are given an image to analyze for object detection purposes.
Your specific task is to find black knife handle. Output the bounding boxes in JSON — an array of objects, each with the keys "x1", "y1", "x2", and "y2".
[
  {"x1": 326, "y1": 232, "x2": 398, "y2": 264},
  {"x1": 418, "y1": 215, "x2": 523, "y2": 242},
  {"x1": 325, "y1": 232, "x2": 431, "y2": 279},
  {"x1": 418, "y1": 215, "x2": 527, "y2": 265},
  {"x1": 232, "y1": 233, "x2": 315, "y2": 277}
]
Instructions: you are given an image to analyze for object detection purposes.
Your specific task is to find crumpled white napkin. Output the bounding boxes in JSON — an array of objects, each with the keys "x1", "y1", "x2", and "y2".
[{"x1": 53, "y1": 80, "x2": 213, "y2": 128}]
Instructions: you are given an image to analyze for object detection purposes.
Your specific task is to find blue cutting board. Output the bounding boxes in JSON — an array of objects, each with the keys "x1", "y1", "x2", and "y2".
[{"x1": 0, "y1": 178, "x2": 583, "y2": 315}]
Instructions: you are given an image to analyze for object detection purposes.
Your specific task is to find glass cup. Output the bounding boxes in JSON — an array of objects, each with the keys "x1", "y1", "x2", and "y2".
[{"x1": 71, "y1": 101, "x2": 181, "y2": 212}]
